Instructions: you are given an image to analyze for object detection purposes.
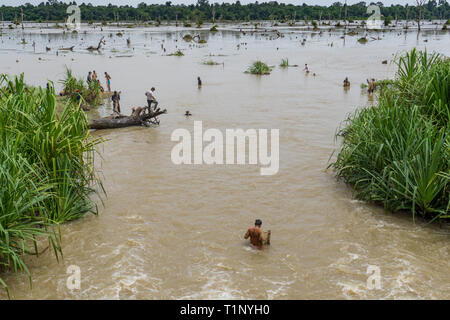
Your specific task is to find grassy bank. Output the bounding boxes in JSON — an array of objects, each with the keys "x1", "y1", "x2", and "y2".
[
  {"x1": 0, "y1": 74, "x2": 103, "y2": 297},
  {"x1": 331, "y1": 49, "x2": 449, "y2": 222}
]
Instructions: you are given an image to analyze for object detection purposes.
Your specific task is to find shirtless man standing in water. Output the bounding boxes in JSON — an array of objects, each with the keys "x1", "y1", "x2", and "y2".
[{"x1": 244, "y1": 219, "x2": 271, "y2": 249}]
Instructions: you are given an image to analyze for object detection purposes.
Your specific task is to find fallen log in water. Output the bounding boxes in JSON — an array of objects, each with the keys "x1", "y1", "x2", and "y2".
[
  {"x1": 58, "y1": 46, "x2": 75, "y2": 51},
  {"x1": 88, "y1": 106, "x2": 167, "y2": 130}
]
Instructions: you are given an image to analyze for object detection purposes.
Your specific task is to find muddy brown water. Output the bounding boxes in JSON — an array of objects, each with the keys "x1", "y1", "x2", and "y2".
[{"x1": 0, "y1": 22, "x2": 449, "y2": 299}]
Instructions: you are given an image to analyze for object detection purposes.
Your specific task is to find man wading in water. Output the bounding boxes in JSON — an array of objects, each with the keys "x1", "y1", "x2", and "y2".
[
  {"x1": 367, "y1": 78, "x2": 376, "y2": 94},
  {"x1": 244, "y1": 219, "x2": 271, "y2": 250}
]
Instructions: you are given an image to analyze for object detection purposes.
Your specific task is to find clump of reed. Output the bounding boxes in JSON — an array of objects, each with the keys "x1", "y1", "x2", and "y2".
[
  {"x1": 246, "y1": 61, "x2": 273, "y2": 75},
  {"x1": 0, "y1": 74, "x2": 104, "y2": 297},
  {"x1": 280, "y1": 58, "x2": 289, "y2": 68},
  {"x1": 202, "y1": 60, "x2": 220, "y2": 65},
  {"x1": 169, "y1": 49, "x2": 184, "y2": 56},
  {"x1": 331, "y1": 49, "x2": 449, "y2": 222}
]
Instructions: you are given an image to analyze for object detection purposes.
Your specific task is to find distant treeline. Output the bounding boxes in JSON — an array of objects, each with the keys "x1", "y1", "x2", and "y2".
[{"x1": 1, "y1": 0, "x2": 450, "y2": 23}]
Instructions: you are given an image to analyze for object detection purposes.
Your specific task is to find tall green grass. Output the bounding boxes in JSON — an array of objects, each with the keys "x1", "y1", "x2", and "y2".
[
  {"x1": 0, "y1": 74, "x2": 104, "y2": 297},
  {"x1": 280, "y1": 58, "x2": 289, "y2": 68},
  {"x1": 331, "y1": 49, "x2": 449, "y2": 221}
]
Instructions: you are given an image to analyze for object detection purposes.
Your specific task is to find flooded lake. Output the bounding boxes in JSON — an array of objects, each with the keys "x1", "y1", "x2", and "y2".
[{"x1": 0, "y1": 21, "x2": 449, "y2": 299}]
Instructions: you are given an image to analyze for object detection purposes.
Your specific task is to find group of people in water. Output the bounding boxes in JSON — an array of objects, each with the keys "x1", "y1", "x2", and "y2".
[
  {"x1": 109, "y1": 77, "x2": 202, "y2": 116},
  {"x1": 342, "y1": 76, "x2": 376, "y2": 94},
  {"x1": 87, "y1": 70, "x2": 112, "y2": 93}
]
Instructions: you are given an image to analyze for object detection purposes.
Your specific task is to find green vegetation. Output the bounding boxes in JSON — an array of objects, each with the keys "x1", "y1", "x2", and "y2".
[
  {"x1": 202, "y1": 60, "x2": 220, "y2": 65},
  {"x1": 384, "y1": 16, "x2": 393, "y2": 26},
  {"x1": 182, "y1": 34, "x2": 193, "y2": 42},
  {"x1": 210, "y1": 25, "x2": 218, "y2": 32},
  {"x1": 60, "y1": 68, "x2": 103, "y2": 106},
  {"x1": 0, "y1": 1, "x2": 448, "y2": 22},
  {"x1": 170, "y1": 50, "x2": 184, "y2": 56},
  {"x1": 280, "y1": 58, "x2": 289, "y2": 68},
  {"x1": 246, "y1": 61, "x2": 272, "y2": 75},
  {"x1": 0, "y1": 74, "x2": 103, "y2": 297},
  {"x1": 358, "y1": 37, "x2": 368, "y2": 44},
  {"x1": 331, "y1": 49, "x2": 450, "y2": 222}
]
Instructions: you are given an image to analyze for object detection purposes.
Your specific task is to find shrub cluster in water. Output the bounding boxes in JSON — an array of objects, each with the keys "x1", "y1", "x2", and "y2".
[
  {"x1": 0, "y1": 74, "x2": 103, "y2": 297},
  {"x1": 246, "y1": 61, "x2": 272, "y2": 75},
  {"x1": 331, "y1": 49, "x2": 449, "y2": 221}
]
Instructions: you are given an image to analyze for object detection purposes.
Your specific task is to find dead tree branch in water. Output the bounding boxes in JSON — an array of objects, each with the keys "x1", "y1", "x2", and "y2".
[
  {"x1": 87, "y1": 36, "x2": 105, "y2": 51},
  {"x1": 88, "y1": 106, "x2": 167, "y2": 130}
]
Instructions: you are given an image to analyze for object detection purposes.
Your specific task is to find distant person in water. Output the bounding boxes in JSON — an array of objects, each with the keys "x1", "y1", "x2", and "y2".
[
  {"x1": 105, "y1": 72, "x2": 111, "y2": 92},
  {"x1": 304, "y1": 64, "x2": 310, "y2": 74},
  {"x1": 185, "y1": 110, "x2": 192, "y2": 116},
  {"x1": 244, "y1": 219, "x2": 271, "y2": 250},
  {"x1": 112, "y1": 91, "x2": 120, "y2": 114},
  {"x1": 87, "y1": 71, "x2": 92, "y2": 83},
  {"x1": 92, "y1": 70, "x2": 98, "y2": 81},
  {"x1": 367, "y1": 78, "x2": 376, "y2": 94},
  {"x1": 197, "y1": 76, "x2": 202, "y2": 88},
  {"x1": 145, "y1": 87, "x2": 158, "y2": 114},
  {"x1": 343, "y1": 77, "x2": 350, "y2": 87}
]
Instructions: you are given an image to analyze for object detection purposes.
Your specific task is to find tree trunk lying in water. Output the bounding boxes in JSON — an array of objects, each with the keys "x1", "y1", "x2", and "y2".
[{"x1": 88, "y1": 106, "x2": 167, "y2": 130}]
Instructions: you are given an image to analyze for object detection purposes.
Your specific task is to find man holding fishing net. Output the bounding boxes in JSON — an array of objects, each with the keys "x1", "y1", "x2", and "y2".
[{"x1": 244, "y1": 219, "x2": 271, "y2": 250}]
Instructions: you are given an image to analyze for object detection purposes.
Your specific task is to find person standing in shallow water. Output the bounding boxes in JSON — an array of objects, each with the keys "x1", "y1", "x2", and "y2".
[
  {"x1": 244, "y1": 219, "x2": 271, "y2": 250},
  {"x1": 197, "y1": 76, "x2": 202, "y2": 88},
  {"x1": 343, "y1": 77, "x2": 350, "y2": 88},
  {"x1": 105, "y1": 72, "x2": 111, "y2": 92},
  {"x1": 304, "y1": 64, "x2": 310, "y2": 74},
  {"x1": 111, "y1": 91, "x2": 120, "y2": 114},
  {"x1": 367, "y1": 78, "x2": 376, "y2": 94}
]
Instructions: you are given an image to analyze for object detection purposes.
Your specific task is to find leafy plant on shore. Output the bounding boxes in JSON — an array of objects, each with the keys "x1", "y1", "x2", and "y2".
[
  {"x1": 0, "y1": 74, "x2": 104, "y2": 296},
  {"x1": 331, "y1": 49, "x2": 449, "y2": 222},
  {"x1": 246, "y1": 61, "x2": 273, "y2": 75}
]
